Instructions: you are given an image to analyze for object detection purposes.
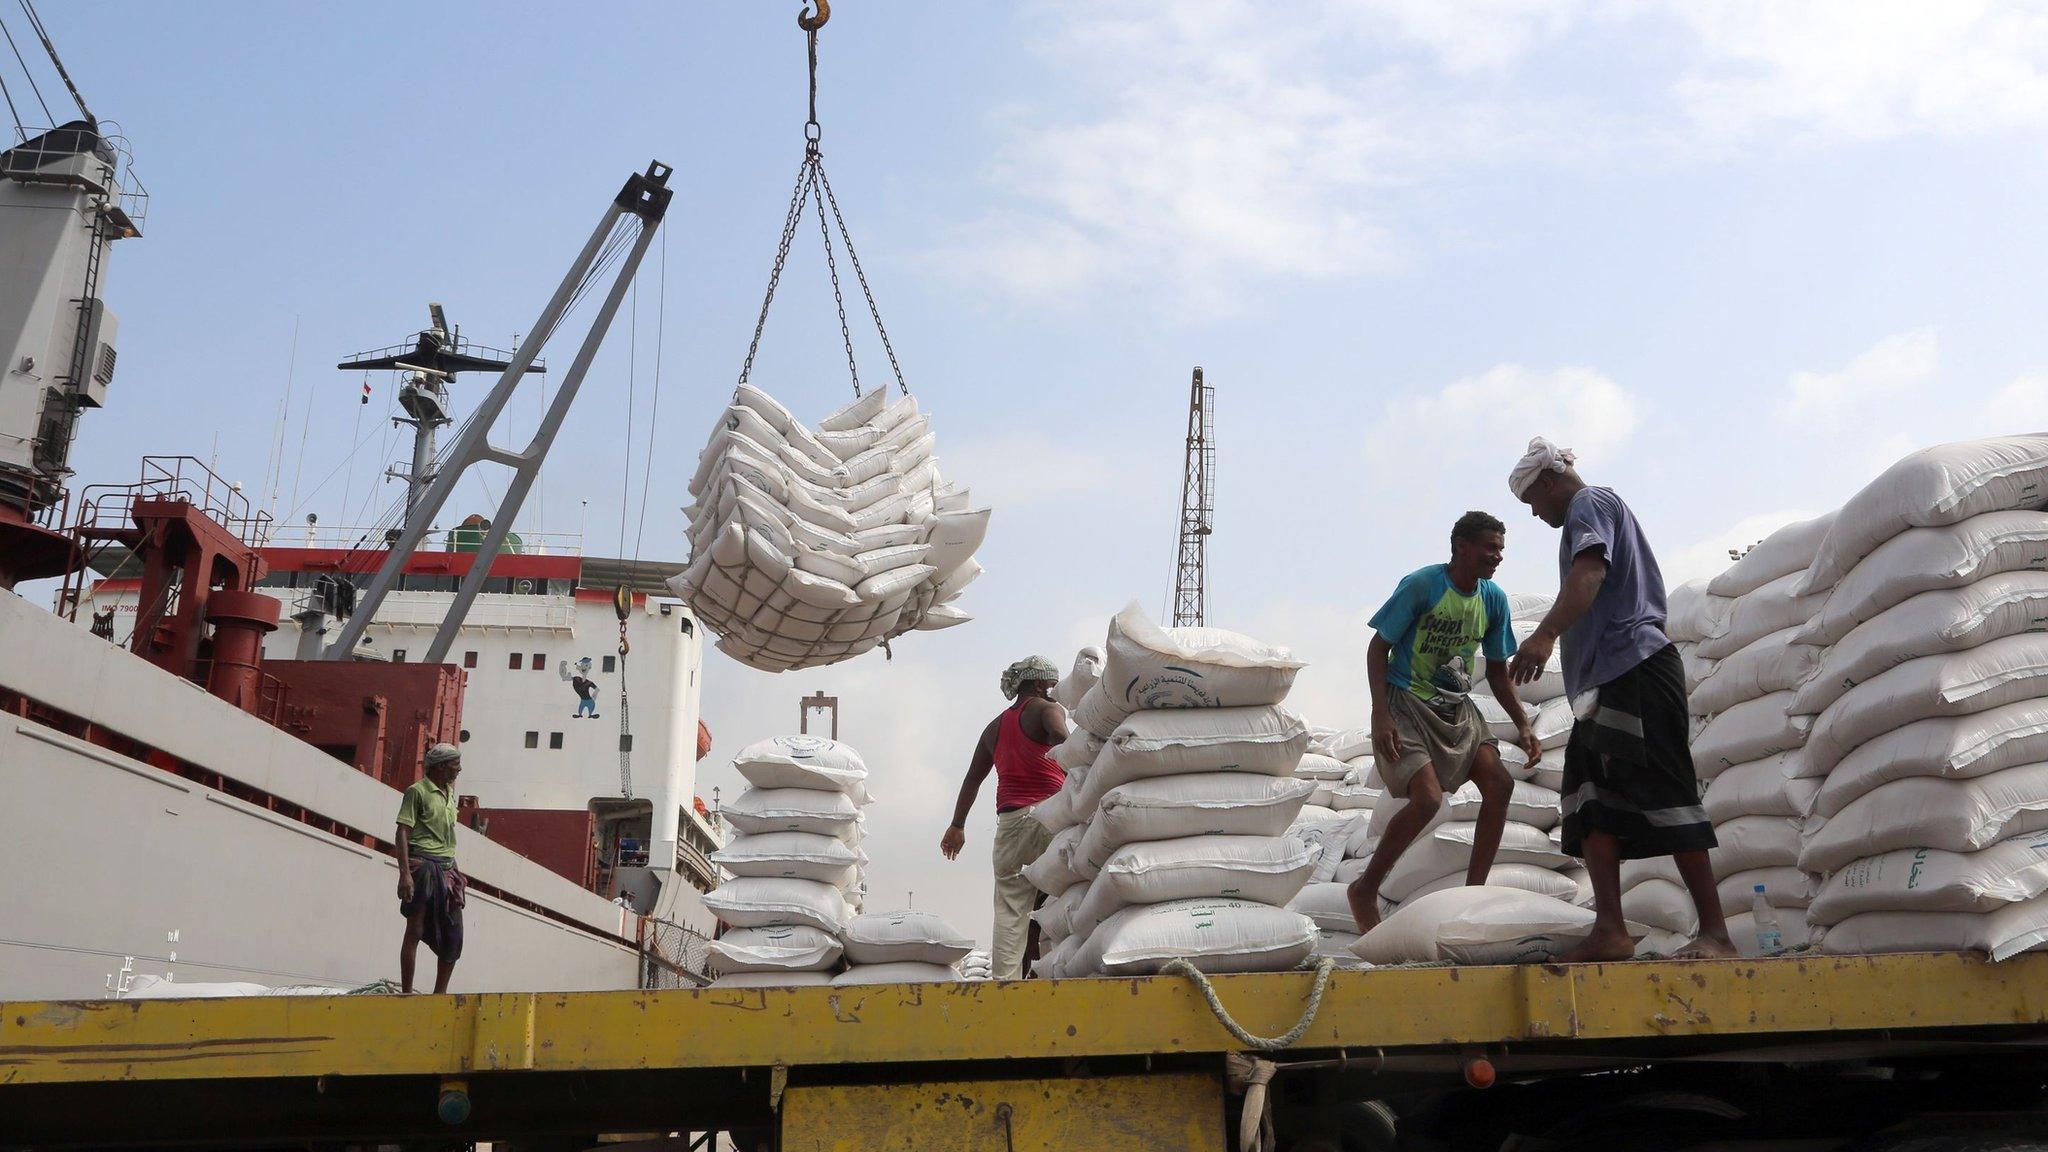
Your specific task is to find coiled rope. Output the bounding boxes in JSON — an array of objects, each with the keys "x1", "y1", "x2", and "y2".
[{"x1": 1159, "y1": 956, "x2": 1338, "y2": 1052}]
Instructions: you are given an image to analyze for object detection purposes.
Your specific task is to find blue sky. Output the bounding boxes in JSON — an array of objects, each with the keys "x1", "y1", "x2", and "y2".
[{"x1": 36, "y1": 1, "x2": 2048, "y2": 943}]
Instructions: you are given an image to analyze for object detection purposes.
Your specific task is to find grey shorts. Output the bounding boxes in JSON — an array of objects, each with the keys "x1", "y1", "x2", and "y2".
[{"x1": 1380, "y1": 691, "x2": 1497, "y2": 797}]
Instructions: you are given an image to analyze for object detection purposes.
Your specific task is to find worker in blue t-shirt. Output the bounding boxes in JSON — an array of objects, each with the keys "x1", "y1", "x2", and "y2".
[{"x1": 1349, "y1": 511, "x2": 1543, "y2": 933}]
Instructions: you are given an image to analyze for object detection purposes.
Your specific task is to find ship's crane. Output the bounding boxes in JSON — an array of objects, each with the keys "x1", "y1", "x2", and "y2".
[
  {"x1": 1170, "y1": 367, "x2": 1216, "y2": 627},
  {"x1": 322, "y1": 162, "x2": 674, "y2": 662}
]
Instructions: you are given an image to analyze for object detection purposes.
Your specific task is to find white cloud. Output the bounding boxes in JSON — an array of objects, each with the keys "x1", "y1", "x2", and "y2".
[
  {"x1": 934, "y1": 2, "x2": 2048, "y2": 311},
  {"x1": 1779, "y1": 328, "x2": 1939, "y2": 424},
  {"x1": 1366, "y1": 363, "x2": 1645, "y2": 482},
  {"x1": 1662, "y1": 509, "x2": 1823, "y2": 587},
  {"x1": 1988, "y1": 375, "x2": 2048, "y2": 429},
  {"x1": 1670, "y1": 1, "x2": 2048, "y2": 141}
]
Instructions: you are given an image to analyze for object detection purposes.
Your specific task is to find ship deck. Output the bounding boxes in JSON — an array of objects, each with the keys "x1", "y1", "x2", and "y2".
[{"x1": 3, "y1": 951, "x2": 2046, "y2": 1148}]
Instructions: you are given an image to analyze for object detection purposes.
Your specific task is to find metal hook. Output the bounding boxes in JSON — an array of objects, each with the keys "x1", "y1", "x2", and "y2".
[{"x1": 798, "y1": 0, "x2": 829, "y2": 32}]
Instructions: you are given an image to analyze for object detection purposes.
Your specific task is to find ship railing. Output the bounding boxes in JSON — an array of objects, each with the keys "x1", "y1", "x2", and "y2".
[
  {"x1": 4, "y1": 120, "x2": 147, "y2": 232},
  {"x1": 264, "y1": 523, "x2": 584, "y2": 557},
  {"x1": 339, "y1": 335, "x2": 545, "y2": 375},
  {"x1": 638, "y1": 917, "x2": 716, "y2": 990}
]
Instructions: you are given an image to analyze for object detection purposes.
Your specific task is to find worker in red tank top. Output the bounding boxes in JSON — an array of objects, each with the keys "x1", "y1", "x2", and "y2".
[{"x1": 941, "y1": 656, "x2": 1069, "y2": 979}]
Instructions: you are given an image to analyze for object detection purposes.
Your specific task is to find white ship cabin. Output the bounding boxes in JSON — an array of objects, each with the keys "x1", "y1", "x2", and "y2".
[{"x1": 79, "y1": 523, "x2": 725, "y2": 905}]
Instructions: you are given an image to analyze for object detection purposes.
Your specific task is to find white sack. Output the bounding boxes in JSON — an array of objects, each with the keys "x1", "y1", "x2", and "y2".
[
  {"x1": 731, "y1": 734, "x2": 869, "y2": 794},
  {"x1": 1079, "y1": 706, "x2": 1310, "y2": 810},
  {"x1": 722, "y1": 786, "x2": 862, "y2": 842},
  {"x1": 1799, "y1": 435, "x2": 2048, "y2": 598},
  {"x1": 1815, "y1": 699, "x2": 2048, "y2": 818},
  {"x1": 1716, "y1": 867, "x2": 1816, "y2": 917},
  {"x1": 1798, "y1": 511, "x2": 2048, "y2": 648},
  {"x1": 1031, "y1": 880, "x2": 1089, "y2": 944},
  {"x1": 710, "y1": 831, "x2": 863, "y2": 887},
  {"x1": 841, "y1": 909, "x2": 976, "y2": 966},
  {"x1": 1803, "y1": 633, "x2": 2048, "y2": 779},
  {"x1": 1667, "y1": 578, "x2": 1735, "y2": 645},
  {"x1": 1809, "y1": 831, "x2": 2048, "y2": 926},
  {"x1": 1690, "y1": 627, "x2": 1826, "y2": 718},
  {"x1": 1727, "y1": 907, "x2": 1816, "y2": 957},
  {"x1": 1097, "y1": 601, "x2": 1305, "y2": 711},
  {"x1": 1351, "y1": 886, "x2": 1597, "y2": 966},
  {"x1": 1692, "y1": 691, "x2": 1806, "y2": 772},
  {"x1": 1703, "y1": 755, "x2": 1820, "y2": 822},
  {"x1": 1072, "y1": 682, "x2": 1127, "y2": 739},
  {"x1": 1022, "y1": 824, "x2": 1087, "y2": 895},
  {"x1": 1287, "y1": 881, "x2": 1361, "y2": 933},
  {"x1": 1818, "y1": 894, "x2": 2048, "y2": 961},
  {"x1": 1708, "y1": 512, "x2": 1839, "y2": 599},
  {"x1": 703, "y1": 876, "x2": 850, "y2": 932},
  {"x1": 1400, "y1": 863, "x2": 1582, "y2": 905},
  {"x1": 1621, "y1": 878, "x2": 1698, "y2": 935},
  {"x1": 1381, "y1": 823, "x2": 1569, "y2": 903},
  {"x1": 1796, "y1": 569, "x2": 2048, "y2": 716},
  {"x1": 1698, "y1": 571, "x2": 1828, "y2": 661},
  {"x1": 711, "y1": 925, "x2": 844, "y2": 973},
  {"x1": 1054, "y1": 646, "x2": 1105, "y2": 711},
  {"x1": 1295, "y1": 753, "x2": 1352, "y2": 781},
  {"x1": 1076, "y1": 774, "x2": 1315, "y2": 869},
  {"x1": 1073, "y1": 898, "x2": 1317, "y2": 976},
  {"x1": 1800, "y1": 763, "x2": 2048, "y2": 873},
  {"x1": 1710, "y1": 815, "x2": 1803, "y2": 877},
  {"x1": 1072, "y1": 835, "x2": 1317, "y2": 936}
]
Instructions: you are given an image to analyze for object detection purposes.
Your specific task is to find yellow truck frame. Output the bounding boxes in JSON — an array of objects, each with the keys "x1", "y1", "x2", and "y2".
[{"x1": 4, "y1": 952, "x2": 2048, "y2": 1150}]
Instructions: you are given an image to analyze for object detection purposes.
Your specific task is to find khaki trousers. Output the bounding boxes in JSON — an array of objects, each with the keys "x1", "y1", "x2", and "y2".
[{"x1": 991, "y1": 808, "x2": 1054, "y2": 980}]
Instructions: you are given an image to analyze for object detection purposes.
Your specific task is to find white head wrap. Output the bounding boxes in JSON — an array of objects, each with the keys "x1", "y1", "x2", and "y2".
[
  {"x1": 1509, "y1": 437, "x2": 1577, "y2": 499},
  {"x1": 1001, "y1": 656, "x2": 1060, "y2": 700}
]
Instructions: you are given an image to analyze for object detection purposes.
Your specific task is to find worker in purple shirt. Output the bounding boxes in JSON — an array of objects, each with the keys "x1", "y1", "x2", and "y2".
[{"x1": 1507, "y1": 438, "x2": 1732, "y2": 962}]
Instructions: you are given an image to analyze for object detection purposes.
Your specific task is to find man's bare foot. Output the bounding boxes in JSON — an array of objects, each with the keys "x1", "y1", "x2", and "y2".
[
  {"x1": 1554, "y1": 925, "x2": 1636, "y2": 964},
  {"x1": 1347, "y1": 884, "x2": 1382, "y2": 934},
  {"x1": 1674, "y1": 933, "x2": 1737, "y2": 960}
]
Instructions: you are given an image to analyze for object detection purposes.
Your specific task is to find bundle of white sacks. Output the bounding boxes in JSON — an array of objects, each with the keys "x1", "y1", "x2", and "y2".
[
  {"x1": 1653, "y1": 513, "x2": 1836, "y2": 956},
  {"x1": 1780, "y1": 436, "x2": 2048, "y2": 961},
  {"x1": 1025, "y1": 604, "x2": 1326, "y2": 977},
  {"x1": 672, "y1": 385, "x2": 990, "y2": 672}
]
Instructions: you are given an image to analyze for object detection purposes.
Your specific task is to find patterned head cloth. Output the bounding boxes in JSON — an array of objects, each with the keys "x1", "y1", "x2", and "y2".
[
  {"x1": 1001, "y1": 656, "x2": 1061, "y2": 700},
  {"x1": 1509, "y1": 436, "x2": 1578, "y2": 499},
  {"x1": 425, "y1": 743, "x2": 462, "y2": 768}
]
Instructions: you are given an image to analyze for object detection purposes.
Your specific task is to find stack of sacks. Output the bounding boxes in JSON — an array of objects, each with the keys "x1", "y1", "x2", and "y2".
[
  {"x1": 1785, "y1": 437, "x2": 2048, "y2": 960},
  {"x1": 705, "y1": 736, "x2": 873, "y2": 987},
  {"x1": 958, "y1": 949, "x2": 992, "y2": 980},
  {"x1": 1284, "y1": 733, "x2": 1374, "y2": 960},
  {"x1": 672, "y1": 385, "x2": 990, "y2": 672},
  {"x1": 832, "y1": 908, "x2": 973, "y2": 985},
  {"x1": 1666, "y1": 512, "x2": 1838, "y2": 954},
  {"x1": 1025, "y1": 604, "x2": 1321, "y2": 977}
]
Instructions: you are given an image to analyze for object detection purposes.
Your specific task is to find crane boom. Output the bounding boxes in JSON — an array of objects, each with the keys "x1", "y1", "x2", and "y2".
[{"x1": 322, "y1": 162, "x2": 674, "y2": 660}]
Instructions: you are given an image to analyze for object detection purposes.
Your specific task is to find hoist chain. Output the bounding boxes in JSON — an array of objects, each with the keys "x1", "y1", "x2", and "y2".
[
  {"x1": 817, "y1": 167, "x2": 909, "y2": 396},
  {"x1": 735, "y1": 159, "x2": 818, "y2": 391},
  {"x1": 812, "y1": 173, "x2": 862, "y2": 396},
  {"x1": 732, "y1": 1, "x2": 908, "y2": 399}
]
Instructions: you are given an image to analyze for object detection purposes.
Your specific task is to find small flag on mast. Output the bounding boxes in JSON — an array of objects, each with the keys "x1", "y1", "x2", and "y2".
[{"x1": 360, "y1": 381, "x2": 372, "y2": 405}]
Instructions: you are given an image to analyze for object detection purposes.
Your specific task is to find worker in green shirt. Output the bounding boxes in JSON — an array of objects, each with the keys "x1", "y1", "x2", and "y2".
[{"x1": 396, "y1": 743, "x2": 467, "y2": 993}]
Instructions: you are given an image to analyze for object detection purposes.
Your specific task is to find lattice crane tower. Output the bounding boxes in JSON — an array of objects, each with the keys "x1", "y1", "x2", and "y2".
[{"x1": 1171, "y1": 367, "x2": 1216, "y2": 628}]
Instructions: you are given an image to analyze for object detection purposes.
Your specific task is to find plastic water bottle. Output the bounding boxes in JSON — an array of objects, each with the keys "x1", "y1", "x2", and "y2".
[{"x1": 1752, "y1": 884, "x2": 1784, "y2": 956}]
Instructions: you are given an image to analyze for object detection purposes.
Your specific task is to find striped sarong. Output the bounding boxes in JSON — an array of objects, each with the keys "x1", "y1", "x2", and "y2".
[
  {"x1": 400, "y1": 852, "x2": 466, "y2": 962},
  {"x1": 1558, "y1": 644, "x2": 1715, "y2": 861}
]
